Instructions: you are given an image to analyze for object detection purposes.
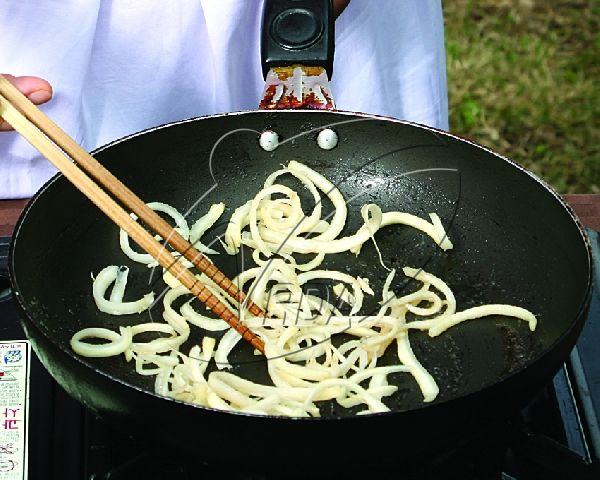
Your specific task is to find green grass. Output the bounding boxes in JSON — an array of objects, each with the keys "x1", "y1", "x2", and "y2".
[{"x1": 443, "y1": 0, "x2": 599, "y2": 193}]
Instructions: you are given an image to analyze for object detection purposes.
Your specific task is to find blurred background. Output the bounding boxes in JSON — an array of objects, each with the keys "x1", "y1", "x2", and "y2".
[{"x1": 443, "y1": 0, "x2": 599, "y2": 193}]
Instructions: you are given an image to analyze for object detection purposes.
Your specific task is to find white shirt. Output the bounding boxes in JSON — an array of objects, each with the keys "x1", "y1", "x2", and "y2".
[{"x1": 0, "y1": 0, "x2": 448, "y2": 199}]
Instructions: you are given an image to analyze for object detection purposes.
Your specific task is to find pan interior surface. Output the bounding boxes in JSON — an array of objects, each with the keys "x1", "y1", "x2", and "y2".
[{"x1": 10, "y1": 111, "x2": 591, "y2": 418}]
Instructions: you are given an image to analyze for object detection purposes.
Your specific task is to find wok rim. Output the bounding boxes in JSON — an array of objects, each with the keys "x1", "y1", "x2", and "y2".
[{"x1": 8, "y1": 108, "x2": 595, "y2": 421}]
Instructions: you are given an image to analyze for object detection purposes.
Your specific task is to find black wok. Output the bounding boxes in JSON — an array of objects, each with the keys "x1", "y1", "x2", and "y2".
[
  {"x1": 8, "y1": 0, "x2": 594, "y2": 471},
  {"x1": 9, "y1": 109, "x2": 592, "y2": 469}
]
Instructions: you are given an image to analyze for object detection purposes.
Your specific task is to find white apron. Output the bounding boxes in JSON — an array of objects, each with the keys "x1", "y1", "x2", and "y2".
[{"x1": 0, "y1": 0, "x2": 448, "y2": 199}]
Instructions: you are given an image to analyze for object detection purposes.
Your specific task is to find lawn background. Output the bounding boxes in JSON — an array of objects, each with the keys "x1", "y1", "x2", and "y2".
[{"x1": 443, "y1": 0, "x2": 599, "y2": 193}]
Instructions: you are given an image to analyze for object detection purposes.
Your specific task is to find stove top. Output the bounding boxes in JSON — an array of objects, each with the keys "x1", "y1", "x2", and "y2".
[{"x1": 1, "y1": 232, "x2": 599, "y2": 480}]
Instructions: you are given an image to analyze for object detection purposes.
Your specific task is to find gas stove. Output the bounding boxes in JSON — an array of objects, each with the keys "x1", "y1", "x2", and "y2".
[{"x1": 1, "y1": 232, "x2": 599, "y2": 480}]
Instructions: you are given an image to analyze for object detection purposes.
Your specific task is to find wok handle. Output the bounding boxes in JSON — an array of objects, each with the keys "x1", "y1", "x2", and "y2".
[{"x1": 261, "y1": 0, "x2": 335, "y2": 79}]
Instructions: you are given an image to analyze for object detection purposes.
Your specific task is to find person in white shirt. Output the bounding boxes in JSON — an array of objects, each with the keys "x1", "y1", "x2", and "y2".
[{"x1": 0, "y1": 0, "x2": 448, "y2": 199}]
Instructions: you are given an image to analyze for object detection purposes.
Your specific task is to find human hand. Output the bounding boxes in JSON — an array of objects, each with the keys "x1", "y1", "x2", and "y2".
[{"x1": 0, "y1": 74, "x2": 53, "y2": 131}]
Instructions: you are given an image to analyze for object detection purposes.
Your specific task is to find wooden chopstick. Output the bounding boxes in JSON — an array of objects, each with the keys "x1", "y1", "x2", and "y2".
[{"x1": 0, "y1": 77, "x2": 265, "y2": 354}]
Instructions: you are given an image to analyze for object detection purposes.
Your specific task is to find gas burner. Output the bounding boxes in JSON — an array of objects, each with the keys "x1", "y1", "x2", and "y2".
[{"x1": 0, "y1": 237, "x2": 10, "y2": 301}]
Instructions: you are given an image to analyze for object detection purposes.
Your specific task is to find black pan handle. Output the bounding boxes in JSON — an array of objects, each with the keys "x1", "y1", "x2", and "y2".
[{"x1": 261, "y1": 0, "x2": 334, "y2": 79}]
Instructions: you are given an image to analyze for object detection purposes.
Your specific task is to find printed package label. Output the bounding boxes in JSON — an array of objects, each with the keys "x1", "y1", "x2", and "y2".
[{"x1": 0, "y1": 342, "x2": 29, "y2": 480}]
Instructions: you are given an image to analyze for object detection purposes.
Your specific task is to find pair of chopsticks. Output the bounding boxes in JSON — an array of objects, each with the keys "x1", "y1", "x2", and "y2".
[{"x1": 0, "y1": 74, "x2": 266, "y2": 353}]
